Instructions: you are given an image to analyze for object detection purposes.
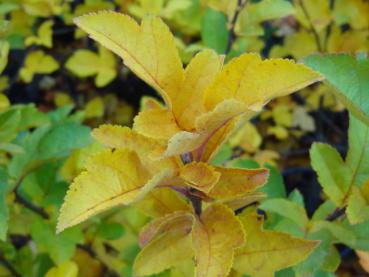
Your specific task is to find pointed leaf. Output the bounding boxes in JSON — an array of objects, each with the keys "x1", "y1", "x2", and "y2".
[
  {"x1": 57, "y1": 149, "x2": 174, "y2": 232},
  {"x1": 74, "y1": 12, "x2": 184, "y2": 107},
  {"x1": 233, "y1": 212, "x2": 318, "y2": 277},
  {"x1": 192, "y1": 204, "x2": 245, "y2": 277},
  {"x1": 303, "y1": 54, "x2": 369, "y2": 125}
]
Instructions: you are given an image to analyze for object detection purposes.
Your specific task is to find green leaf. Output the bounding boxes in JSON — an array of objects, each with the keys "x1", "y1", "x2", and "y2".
[
  {"x1": 312, "y1": 200, "x2": 336, "y2": 221},
  {"x1": 260, "y1": 164, "x2": 287, "y2": 198},
  {"x1": 259, "y1": 199, "x2": 309, "y2": 231},
  {"x1": 320, "y1": 246, "x2": 340, "y2": 272},
  {"x1": 210, "y1": 143, "x2": 232, "y2": 165},
  {"x1": 96, "y1": 222, "x2": 125, "y2": 240},
  {"x1": 288, "y1": 189, "x2": 305, "y2": 207},
  {"x1": 201, "y1": 8, "x2": 229, "y2": 54},
  {"x1": 342, "y1": 219, "x2": 369, "y2": 251},
  {"x1": 30, "y1": 218, "x2": 83, "y2": 264},
  {"x1": 310, "y1": 143, "x2": 351, "y2": 206},
  {"x1": 0, "y1": 109, "x2": 21, "y2": 143},
  {"x1": 37, "y1": 121, "x2": 91, "y2": 160},
  {"x1": 293, "y1": 229, "x2": 332, "y2": 276},
  {"x1": 303, "y1": 54, "x2": 369, "y2": 125},
  {"x1": 8, "y1": 121, "x2": 91, "y2": 179},
  {"x1": 0, "y1": 167, "x2": 9, "y2": 240},
  {"x1": 346, "y1": 113, "x2": 369, "y2": 188}
]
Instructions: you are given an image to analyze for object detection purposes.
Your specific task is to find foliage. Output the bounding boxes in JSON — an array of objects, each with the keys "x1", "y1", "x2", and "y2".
[{"x1": 0, "y1": 0, "x2": 369, "y2": 276}]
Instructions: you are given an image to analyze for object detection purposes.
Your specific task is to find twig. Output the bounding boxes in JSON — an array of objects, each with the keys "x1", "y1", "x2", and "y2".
[
  {"x1": 14, "y1": 192, "x2": 49, "y2": 219},
  {"x1": 225, "y1": 0, "x2": 248, "y2": 55},
  {"x1": 188, "y1": 191, "x2": 202, "y2": 215},
  {"x1": 323, "y1": 0, "x2": 336, "y2": 51},
  {"x1": 0, "y1": 255, "x2": 21, "y2": 277},
  {"x1": 77, "y1": 244, "x2": 119, "y2": 277},
  {"x1": 297, "y1": 0, "x2": 323, "y2": 52},
  {"x1": 326, "y1": 207, "x2": 346, "y2": 221},
  {"x1": 12, "y1": 165, "x2": 49, "y2": 219}
]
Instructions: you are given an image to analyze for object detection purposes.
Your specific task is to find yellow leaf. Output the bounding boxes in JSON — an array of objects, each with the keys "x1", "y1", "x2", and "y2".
[
  {"x1": 65, "y1": 46, "x2": 117, "y2": 87},
  {"x1": 179, "y1": 162, "x2": 220, "y2": 193},
  {"x1": 74, "y1": 12, "x2": 184, "y2": 107},
  {"x1": 229, "y1": 121, "x2": 262, "y2": 153},
  {"x1": 57, "y1": 149, "x2": 175, "y2": 232},
  {"x1": 192, "y1": 204, "x2": 245, "y2": 277},
  {"x1": 172, "y1": 49, "x2": 223, "y2": 131},
  {"x1": 133, "y1": 107, "x2": 181, "y2": 140},
  {"x1": 22, "y1": 0, "x2": 64, "y2": 17},
  {"x1": 267, "y1": 125, "x2": 289, "y2": 140},
  {"x1": 217, "y1": 192, "x2": 266, "y2": 211},
  {"x1": 208, "y1": 167, "x2": 269, "y2": 199},
  {"x1": 84, "y1": 97, "x2": 104, "y2": 119},
  {"x1": 134, "y1": 228, "x2": 194, "y2": 276},
  {"x1": 0, "y1": 94, "x2": 10, "y2": 112},
  {"x1": 203, "y1": 53, "x2": 322, "y2": 111},
  {"x1": 54, "y1": 92, "x2": 73, "y2": 107},
  {"x1": 233, "y1": 212, "x2": 319, "y2": 277},
  {"x1": 20, "y1": 50, "x2": 59, "y2": 83},
  {"x1": 270, "y1": 30, "x2": 317, "y2": 59},
  {"x1": 138, "y1": 211, "x2": 193, "y2": 247},
  {"x1": 272, "y1": 105, "x2": 293, "y2": 127},
  {"x1": 357, "y1": 250, "x2": 369, "y2": 273},
  {"x1": 294, "y1": 0, "x2": 331, "y2": 32},
  {"x1": 91, "y1": 125, "x2": 166, "y2": 165},
  {"x1": 333, "y1": 0, "x2": 369, "y2": 29},
  {"x1": 45, "y1": 261, "x2": 78, "y2": 277},
  {"x1": 202, "y1": 0, "x2": 238, "y2": 18},
  {"x1": 135, "y1": 188, "x2": 191, "y2": 218},
  {"x1": 25, "y1": 20, "x2": 53, "y2": 48},
  {"x1": 292, "y1": 106, "x2": 316, "y2": 132},
  {"x1": 73, "y1": 249, "x2": 103, "y2": 277},
  {"x1": 0, "y1": 40, "x2": 9, "y2": 74},
  {"x1": 327, "y1": 27, "x2": 369, "y2": 53}
]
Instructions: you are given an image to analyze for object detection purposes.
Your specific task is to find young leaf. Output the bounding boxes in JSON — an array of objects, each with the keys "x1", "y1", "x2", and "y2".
[
  {"x1": 192, "y1": 204, "x2": 245, "y2": 277},
  {"x1": 233, "y1": 212, "x2": 318, "y2": 277},
  {"x1": 303, "y1": 54, "x2": 369, "y2": 125}
]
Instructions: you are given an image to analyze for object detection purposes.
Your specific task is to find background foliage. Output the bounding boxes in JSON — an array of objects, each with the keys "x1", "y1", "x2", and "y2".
[{"x1": 0, "y1": 0, "x2": 368, "y2": 276}]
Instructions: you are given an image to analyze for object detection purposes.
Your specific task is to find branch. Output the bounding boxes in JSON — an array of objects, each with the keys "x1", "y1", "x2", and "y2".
[
  {"x1": 323, "y1": 0, "x2": 336, "y2": 51},
  {"x1": 188, "y1": 191, "x2": 202, "y2": 215},
  {"x1": 325, "y1": 207, "x2": 346, "y2": 221},
  {"x1": 0, "y1": 255, "x2": 21, "y2": 277},
  {"x1": 14, "y1": 192, "x2": 49, "y2": 219},
  {"x1": 225, "y1": 0, "x2": 248, "y2": 55},
  {"x1": 297, "y1": 0, "x2": 323, "y2": 52}
]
